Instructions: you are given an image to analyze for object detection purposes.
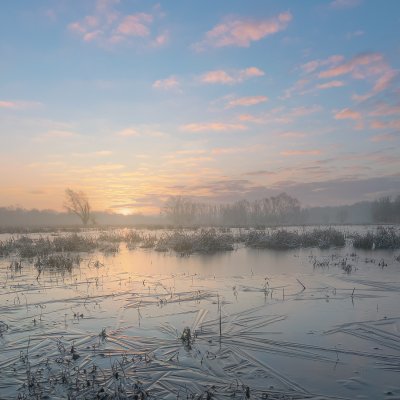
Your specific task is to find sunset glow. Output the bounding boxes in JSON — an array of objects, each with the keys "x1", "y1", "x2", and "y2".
[{"x1": 1, "y1": 1, "x2": 399, "y2": 214}]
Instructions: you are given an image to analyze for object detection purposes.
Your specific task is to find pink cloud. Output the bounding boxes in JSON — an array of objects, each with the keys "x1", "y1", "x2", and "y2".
[
  {"x1": 372, "y1": 70, "x2": 397, "y2": 93},
  {"x1": 0, "y1": 100, "x2": 42, "y2": 110},
  {"x1": 201, "y1": 70, "x2": 235, "y2": 84},
  {"x1": 68, "y1": 2, "x2": 165, "y2": 48},
  {"x1": 369, "y1": 119, "x2": 400, "y2": 130},
  {"x1": 96, "y1": 0, "x2": 120, "y2": 13},
  {"x1": 242, "y1": 67, "x2": 264, "y2": 78},
  {"x1": 83, "y1": 30, "x2": 103, "y2": 42},
  {"x1": 197, "y1": 12, "x2": 292, "y2": 49},
  {"x1": 116, "y1": 128, "x2": 140, "y2": 137},
  {"x1": 84, "y1": 15, "x2": 99, "y2": 28},
  {"x1": 301, "y1": 55, "x2": 344, "y2": 74},
  {"x1": 200, "y1": 67, "x2": 264, "y2": 85},
  {"x1": 238, "y1": 105, "x2": 321, "y2": 125},
  {"x1": 116, "y1": 13, "x2": 153, "y2": 36},
  {"x1": 0, "y1": 101, "x2": 17, "y2": 109},
  {"x1": 181, "y1": 122, "x2": 247, "y2": 132},
  {"x1": 316, "y1": 80, "x2": 345, "y2": 90},
  {"x1": 282, "y1": 78, "x2": 310, "y2": 99},
  {"x1": 238, "y1": 114, "x2": 265, "y2": 123},
  {"x1": 152, "y1": 76, "x2": 179, "y2": 90},
  {"x1": 34, "y1": 130, "x2": 79, "y2": 142},
  {"x1": 369, "y1": 103, "x2": 400, "y2": 117},
  {"x1": 289, "y1": 105, "x2": 322, "y2": 118},
  {"x1": 227, "y1": 96, "x2": 268, "y2": 108},
  {"x1": 211, "y1": 145, "x2": 258, "y2": 155},
  {"x1": 68, "y1": 22, "x2": 86, "y2": 34},
  {"x1": 153, "y1": 31, "x2": 169, "y2": 47},
  {"x1": 370, "y1": 133, "x2": 396, "y2": 143},
  {"x1": 318, "y1": 52, "x2": 383, "y2": 79},
  {"x1": 335, "y1": 108, "x2": 362, "y2": 120}
]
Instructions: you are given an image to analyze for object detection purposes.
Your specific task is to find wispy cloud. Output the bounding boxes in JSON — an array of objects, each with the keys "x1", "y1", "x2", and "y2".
[
  {"x1": 238, "y1": 114, "x2": 266, "y2": 124},
  {"x1": 200, "y1": 67, "x2": 264, "y2": 85},
  {"x1": 195, "y1": 12, "x2": 292, "y2": 50},
  {"x1": 237, "y1": 105, "x2": 321, "y2": 126},
  {"x1": 227, "y1": 95, "x2": 268, "y2": 108},
  {"x1": 116, "y1": 128, "x2": 140, "y2": 137},
  {"x1": 92, "y1": 163, "x2": 125, "y2": 171},
  {"x1": 0, "y1": 100, "x2": 42, "y2": 110},
  {"x1": 181, "y1": 122, "x2": 247, "y2": 132},
  {"x1": 369, "y1": 103, "x2": 400, "y2": 117},
  {"x1": 116, "y1": 13, "x2": 153, "y2": 36},
  {"x1": 318, "y1": 52, "x2": 383, "y2": 79},
  {"x1": 211, "y1": 145, "x2": 259, "y2": 155},
  {"x1": 279, "y1": 131, "x2": 307, "y2": 138},
  {"x1": 116, "y1": 126, "x2": 167, "y2": 138},
  {"x1": 334, "y1": 108, "x2": 361, "y2": 120},
  {"x1": 67, "y1": 1, "x2": 166, "y2": 48},
  {"x1": 152, "y1": 76, "x2": 180, "y2": 90},
  {"x1": 244, "y1": 170, "x2": 275, "y2": 176},
  {"x1": 314, "y1": 52, "x2": 397, "y2": 102},
  {"x1": 72, "y1": 150, "x2": 112, "y2": 157},
  {"x1": 297, "y1": 52, "x2": 396, "y2": 102},
  {"x1": 34, "y1": 130, "x2": 79, "y2": 142},
  {"x1": 370, "y1": 119, "x2": 400, "y2": 130},
  {"x1": 370, "y1": 133, "x2": 397, "y2": 143},
  {"x1": 280, "y1": 149, "x2": 322, "y2": 156},
  {"x1": 300, "y1": 55, "x2": 344, "y2": 74},
  {"x1": 316, "y1": 80, "x2": 345, "y2": 90}
]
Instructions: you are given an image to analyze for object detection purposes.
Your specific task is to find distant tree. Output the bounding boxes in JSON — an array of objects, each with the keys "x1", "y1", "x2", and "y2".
[
  {"x1": 162, "y1": 196, "x2": 197, "y2": 226},
  {"x1": 372, "y1": 196, "x2": 392, "y2": 223},
  {"x1": 269, "y1": 192, "x2": 301, "y2": 224},
  {"x1": 64, "y1": 188, "x2": 94, "y2": 226},
  {"x1": 337, "y1": 208, "x2": 348, "y2": 224},
  {"x1": 372, "y1": 195, "x2": 400, "y2": 223}
]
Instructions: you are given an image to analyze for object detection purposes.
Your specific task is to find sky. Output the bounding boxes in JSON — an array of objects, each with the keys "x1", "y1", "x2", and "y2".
[{"x1": 1, "y1": 0, "x2": 400, "y2": 215}]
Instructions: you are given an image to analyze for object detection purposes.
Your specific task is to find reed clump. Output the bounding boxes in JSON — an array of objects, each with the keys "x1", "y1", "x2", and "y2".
[
  {"x1": 246, "y1": 228, "x2": 345, "y2": 250},
  {"x1": 53, "y1": 233, "x2": 97, "y2": 252},
  {"x1": 34, "y1": 253, "x2": 81, "y2": 272},
  {"x1": 353, "y1": 227, "x2": 400, "y2": 250},
  {"x1": 157, "y1": 229, "x2": 234, "y2": 254}
]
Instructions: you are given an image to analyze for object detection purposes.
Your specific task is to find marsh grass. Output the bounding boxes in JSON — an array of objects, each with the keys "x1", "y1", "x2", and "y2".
[
  {"x1": 353, "y1": 227, "x2": 400, "y2": 250},
  {"x1": 246, "y1": 228, "x2": 345, "y2": 250},
  {"x1": 156, "y1": 229, "x2": 235, "y2": 254},
  {"x1": 53, "y1": 234, "x2": 98, "y2": 253},
  {"x1": 34, "y1": 253, "x2": 81, "y2": 273}
]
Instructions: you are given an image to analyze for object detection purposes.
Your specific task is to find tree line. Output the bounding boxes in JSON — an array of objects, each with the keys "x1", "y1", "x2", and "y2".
[
  {"x1": 162, "y1": 193, "x2": 400, "y2": 226},
  {"x1": 1, "y1": 190, "x2": 399, "y2": 227},
  {"x1": 371, "y1": 195, "x2": 400, "y2": 223},
  {"x1": 162, "y1": 193, "x2": 303, "y2": 226}
]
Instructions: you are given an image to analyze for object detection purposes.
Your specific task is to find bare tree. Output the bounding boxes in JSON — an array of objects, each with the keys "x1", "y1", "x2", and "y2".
[
  {"x1": 64, "y1": 188, "x2": 94, "y2": 226},
  {"x1": 162, "y1": 196, "x2": 197, "y2": 226}
]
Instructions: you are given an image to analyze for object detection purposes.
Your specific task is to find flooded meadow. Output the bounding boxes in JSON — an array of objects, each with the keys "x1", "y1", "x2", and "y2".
[{"x1": 0, "y1": 226, "x2": 400, "y2": 399}]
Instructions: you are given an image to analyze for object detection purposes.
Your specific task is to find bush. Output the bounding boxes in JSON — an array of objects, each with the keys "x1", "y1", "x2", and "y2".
[
  {"x1": 353, "y1": 227, "x2": 400, "y2": 250},
  {"x1": 246, "y1": 228, "x2": 345, "y2": 250}
]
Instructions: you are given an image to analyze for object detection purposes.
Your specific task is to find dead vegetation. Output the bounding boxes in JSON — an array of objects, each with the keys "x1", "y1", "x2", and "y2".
[
  {"x1": 353, "y1": 227, "x2": 400, "y2": 249},
  {"x1": 246, "y1": 228, "x2": 345, "y2": 250}
]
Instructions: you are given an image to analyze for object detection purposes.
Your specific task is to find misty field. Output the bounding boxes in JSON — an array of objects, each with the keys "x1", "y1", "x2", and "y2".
[{"x1": 1, "y1": 225, "x2": 400, "y2": 399}]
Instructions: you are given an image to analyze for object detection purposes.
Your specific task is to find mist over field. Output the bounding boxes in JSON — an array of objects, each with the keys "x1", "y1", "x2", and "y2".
[{"x1": 1, "y1": 194, "x2": 400, "y2": 228}]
